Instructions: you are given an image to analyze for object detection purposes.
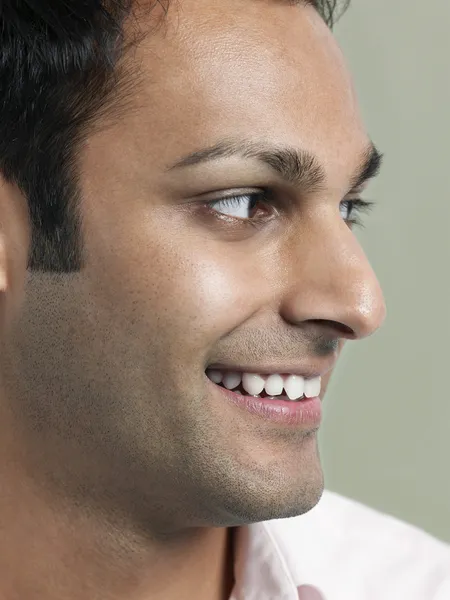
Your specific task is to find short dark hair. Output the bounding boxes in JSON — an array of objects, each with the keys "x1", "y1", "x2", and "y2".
[{"x1": 0, "y1": 0, "x2": 350, "y2": 273}]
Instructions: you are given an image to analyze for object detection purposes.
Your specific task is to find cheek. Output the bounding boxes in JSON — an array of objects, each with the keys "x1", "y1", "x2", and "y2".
[
  {"x1": 156, "y1": 251, "x2": 254, "y2": 340},
  {"x1": 83, "y1": 194, "x2": 273, "y2": 355},
  {"x1": 88, "y1": 230, "x2": 256, "y2": 347}
]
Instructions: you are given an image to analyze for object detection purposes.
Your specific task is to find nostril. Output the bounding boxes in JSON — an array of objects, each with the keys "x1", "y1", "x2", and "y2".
[{"x1": 309, "y1": 319, "x2": 355, "y2": 340}]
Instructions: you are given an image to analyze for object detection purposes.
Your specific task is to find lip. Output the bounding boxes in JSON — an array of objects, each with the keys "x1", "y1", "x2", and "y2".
[
  {"x1": 206, "y1": 376, "x2": 322, "y2": 428},
  {"x1": 206, "y1": 362, "x2": 333, "y2": 380}
]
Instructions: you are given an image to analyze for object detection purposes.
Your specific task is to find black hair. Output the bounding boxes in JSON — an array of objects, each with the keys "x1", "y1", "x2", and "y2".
[{"x1": 0, "y1": 0, "x2": 350, "y2": 273}]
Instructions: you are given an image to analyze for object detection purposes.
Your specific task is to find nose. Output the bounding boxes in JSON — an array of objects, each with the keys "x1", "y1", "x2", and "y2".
[{"x1": 279, "y1": 218, "x2": 386, "y2": 340}]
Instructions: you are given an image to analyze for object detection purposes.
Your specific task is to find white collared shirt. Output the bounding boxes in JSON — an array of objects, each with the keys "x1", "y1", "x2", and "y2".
[{"x1": 230, "y1": 490, "x2": 450, "y2": 600}]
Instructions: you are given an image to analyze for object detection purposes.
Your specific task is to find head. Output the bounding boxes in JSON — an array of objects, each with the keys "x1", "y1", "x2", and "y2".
[{"x1": 0, "y1": 0, "x2": 385, "y2": 536}]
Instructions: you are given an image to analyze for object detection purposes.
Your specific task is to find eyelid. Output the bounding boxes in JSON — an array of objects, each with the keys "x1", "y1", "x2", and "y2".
[
  {"x1": 199, "y1": 187, "x2": 270, "y2": 201},
  {"x1": 347, "y1": 183, "x2": 367, "y2": 196}
]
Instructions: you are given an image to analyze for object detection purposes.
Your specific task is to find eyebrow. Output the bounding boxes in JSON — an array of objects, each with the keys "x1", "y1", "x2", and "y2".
[
  {"x1": 350, "y1": 143, "x2": 383, "y2": 190},
  {"x1": 167, "y1": 138, "x2": 383, "y2": 193}
]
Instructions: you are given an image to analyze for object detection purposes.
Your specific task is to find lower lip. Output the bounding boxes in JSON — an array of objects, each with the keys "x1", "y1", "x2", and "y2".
[{"x1": 207, "y1": 378, "x2": 322, "y2": 427}]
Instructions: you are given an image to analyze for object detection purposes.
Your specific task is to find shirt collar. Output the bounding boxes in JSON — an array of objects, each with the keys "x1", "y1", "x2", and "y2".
[{"x1": 230, "y1": 520, "x2": 301, "y2": 600}]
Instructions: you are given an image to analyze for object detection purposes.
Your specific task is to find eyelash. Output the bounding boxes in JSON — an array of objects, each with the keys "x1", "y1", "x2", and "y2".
[
  {"x1": 205, "y1": 190, "x2": 374, "y2": 228},
  {"x1": 340, "y1": 198, "x2": 374, "y2": 227}
]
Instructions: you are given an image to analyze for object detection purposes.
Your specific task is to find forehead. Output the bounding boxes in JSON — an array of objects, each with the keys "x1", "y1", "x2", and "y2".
[{"x1": 116, "y1": 0, "x2": 368, "y2": 187}]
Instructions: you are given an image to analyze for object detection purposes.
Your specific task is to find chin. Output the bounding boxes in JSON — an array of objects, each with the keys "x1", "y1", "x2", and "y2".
[
  {"x1": 214, "y1": 461, "x2": 325, "y2": 527},
  {"x1": 261, "y1": 469, "x2": 325, "y2": 522}
]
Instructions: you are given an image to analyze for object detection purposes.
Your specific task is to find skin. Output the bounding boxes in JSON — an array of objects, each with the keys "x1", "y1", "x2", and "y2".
[{"x1": 0, "y1": 1, "x2": 386, "y2": 599}]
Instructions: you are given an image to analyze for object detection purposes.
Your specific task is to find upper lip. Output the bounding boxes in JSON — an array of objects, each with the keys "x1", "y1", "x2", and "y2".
[{"x1": 206, "y1": 361, "x2": 335, "y2": 380}]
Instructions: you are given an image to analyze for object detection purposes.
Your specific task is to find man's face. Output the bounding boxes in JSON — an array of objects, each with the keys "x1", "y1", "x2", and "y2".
[{"x1": 8, "y1": 0, "x2": 385, "y2": 530}]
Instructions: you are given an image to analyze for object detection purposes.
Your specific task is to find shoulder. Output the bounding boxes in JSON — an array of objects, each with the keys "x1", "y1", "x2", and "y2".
[{"x1": 264, "y1": 490, "x2": 450, "y2": 599}]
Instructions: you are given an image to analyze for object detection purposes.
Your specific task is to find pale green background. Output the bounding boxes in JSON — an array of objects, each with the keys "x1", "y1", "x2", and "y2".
[{"x1": 319, "y1": 1, "x2": 450, "y2": 543}]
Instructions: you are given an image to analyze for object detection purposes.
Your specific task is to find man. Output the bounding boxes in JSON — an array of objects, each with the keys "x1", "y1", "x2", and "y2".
[{"x1": 0, "y1": 0, "x2": 448, "y2": 599}]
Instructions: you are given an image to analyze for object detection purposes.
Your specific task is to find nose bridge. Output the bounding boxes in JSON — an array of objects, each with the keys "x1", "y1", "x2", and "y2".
[{"x1": 281, "y1": 221, "x2": 386, "y2": 339}]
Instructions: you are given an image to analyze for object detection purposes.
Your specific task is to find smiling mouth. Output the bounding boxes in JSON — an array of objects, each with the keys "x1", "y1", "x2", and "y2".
[{"x1": 205, "y1": 370, "x2": 323, "y2": 427}]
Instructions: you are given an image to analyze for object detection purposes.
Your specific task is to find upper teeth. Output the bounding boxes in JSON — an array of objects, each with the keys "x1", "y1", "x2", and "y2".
[{"x1": 206, "y1": 369, "x2": 321, "y2": 401}]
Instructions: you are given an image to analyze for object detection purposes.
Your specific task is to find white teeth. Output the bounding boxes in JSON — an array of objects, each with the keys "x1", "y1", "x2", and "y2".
[
  {"x1": 207, "y1": 369, "x2": 223, "y2": 384},
  {"x1": 222, "y1": 372, "x2": 242, "y2": 390},
  {"x1": 264, "y1": 374, "x2": 284, "y2": 396},
  {"x1": 207, "y1": 367, "x2": 321, "y2": 401},
  {"x1": 283, "y1": 375, "x2": 305, "y2": 401},
  {"x1": 242, "y1": 373, "x2": 265, "y2": 396},
  {"x1": 304, "y1": 376, "x2": 321, "y2": 398}
]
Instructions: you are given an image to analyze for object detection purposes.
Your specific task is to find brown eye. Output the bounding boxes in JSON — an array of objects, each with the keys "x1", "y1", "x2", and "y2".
[{"x1": 207, "y1": 190, "x2": 275, "y2": 222}]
